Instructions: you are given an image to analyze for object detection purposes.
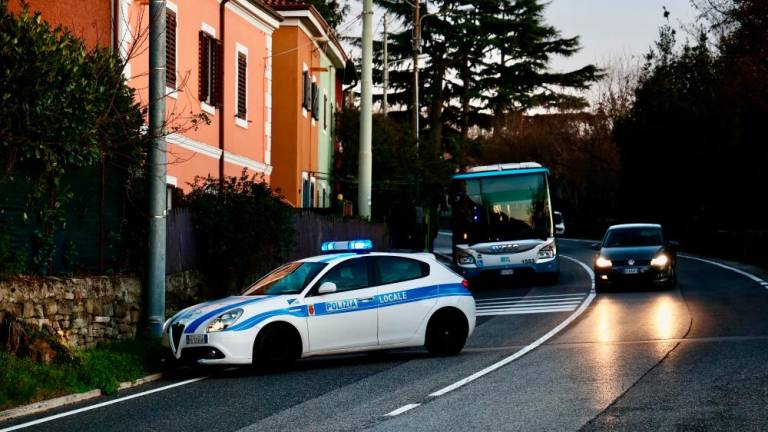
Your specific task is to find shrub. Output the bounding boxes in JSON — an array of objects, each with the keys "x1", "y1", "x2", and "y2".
[{"x1": 186, "y1": 171, "x2": 295, "y2": 296}]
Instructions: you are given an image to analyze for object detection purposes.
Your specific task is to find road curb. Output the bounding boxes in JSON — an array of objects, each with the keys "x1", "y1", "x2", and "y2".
[{"x1": 0, "y1": 373, "x2": 164, "y2": 424}]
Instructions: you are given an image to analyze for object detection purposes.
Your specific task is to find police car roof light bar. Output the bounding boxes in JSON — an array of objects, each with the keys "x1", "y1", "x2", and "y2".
[{"x1": 321, "y1": 240, "x2": 374, "y2": 253}]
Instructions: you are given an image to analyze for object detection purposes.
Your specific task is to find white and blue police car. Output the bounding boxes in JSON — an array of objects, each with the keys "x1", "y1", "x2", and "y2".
[{"x1": 162, "y1": 240, "x2": 476, "y2": 368}]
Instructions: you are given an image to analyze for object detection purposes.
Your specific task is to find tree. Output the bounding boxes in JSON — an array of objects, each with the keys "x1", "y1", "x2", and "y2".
[
  {"x1": 307, "y1": 0, "x2": 348, "y2": 31},
  {"x1": 372, "y1": 0, "x2": 601, "y2": 155},
  {"x1": 0, "y1": 3, "x2": 147, "y2": 274},
  {"x1": 614, "y1": 1, "x2": 767, "y2": 250}
]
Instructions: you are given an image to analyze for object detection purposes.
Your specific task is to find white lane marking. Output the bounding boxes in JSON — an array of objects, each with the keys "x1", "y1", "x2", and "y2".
[
  {"x1": 476, "y1": 307, "x2": 577, "y2": 317},
  {"x1": 476, "y1": 293, "x2": 586, "y2": 302},
  {"x1": 680, "y1": 254, "x2": 765, "y2": 284},
  {"x1": 427, "y1": 255, "x2": 595, "y2": 398},
  {"x1": 476, "y1": 298, "x2": 582, "y2": 307},
  {"x1": 0, "y1": 376, "x2": 208, "y2": 432},
  {"x1": 384, "y1": 403, "x2": 421, "y2": 417},
  {"x1": 477, "y1": 303, "x2": 580, "y2": 312},
  {"x1": 477, "y1": 302, "x2": 580, "y2": 310}
]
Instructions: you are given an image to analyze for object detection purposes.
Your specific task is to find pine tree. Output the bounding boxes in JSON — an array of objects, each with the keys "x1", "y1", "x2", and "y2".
[{"x1": 373, "y1": 0, "x2": 601, "y2": 154}]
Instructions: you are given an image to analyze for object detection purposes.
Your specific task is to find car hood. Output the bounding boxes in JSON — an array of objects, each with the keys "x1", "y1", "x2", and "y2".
[
  {"x1": 600, "y1": 246, "x2": 664, "y2": 260},
  {"x1": 169, "y1": 295, "x2": 300, "y2": 333}
]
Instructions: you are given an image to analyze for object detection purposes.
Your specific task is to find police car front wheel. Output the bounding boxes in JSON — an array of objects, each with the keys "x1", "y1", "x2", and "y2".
[
  {"x1": 252, "y1": 323, "x2": 301, "y2": 370},
  {"x1": 425, "y1": 309, "x2": 469, "y2": 356}
]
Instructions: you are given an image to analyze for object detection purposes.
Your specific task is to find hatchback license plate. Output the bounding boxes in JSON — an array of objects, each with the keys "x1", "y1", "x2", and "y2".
[
  {"x1": 500, "y1": 269, "x2": 515, "y2": 276},
  {"x1": 623, "y1": 268, "x2": 639, "y2": 274},
  {"x1": 186, "y1": 334, "x2": 208, "y2": 345}
]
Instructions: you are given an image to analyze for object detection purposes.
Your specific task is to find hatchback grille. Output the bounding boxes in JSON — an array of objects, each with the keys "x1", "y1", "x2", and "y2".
[
  {"x1": 614, "y1": 259, "x2": 650, "y2": 266},
  {"x1": 171, "y1": 323, "x2": 185, "y2": 351}
]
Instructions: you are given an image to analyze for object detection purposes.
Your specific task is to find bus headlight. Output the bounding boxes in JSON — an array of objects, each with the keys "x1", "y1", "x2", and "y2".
[
  {"x1": 537, "y1": 243, "x2": 556, "y2": 259},
  {"x1": 651, "y1": 254, "x2": 669, "y2": 267},
  {"x1": 455, "y1": 250, "x2": 475, "y2": 265}
]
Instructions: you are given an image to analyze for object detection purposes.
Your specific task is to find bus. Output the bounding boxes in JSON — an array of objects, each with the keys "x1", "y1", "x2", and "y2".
[{"x1": 449, "y1": 162, "x2": 559, "y2": 281}]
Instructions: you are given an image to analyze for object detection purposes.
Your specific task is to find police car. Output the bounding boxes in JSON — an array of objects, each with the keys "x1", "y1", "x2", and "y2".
[{"x1": 162, "y1": 240, "x2": 476, "y2": 368}]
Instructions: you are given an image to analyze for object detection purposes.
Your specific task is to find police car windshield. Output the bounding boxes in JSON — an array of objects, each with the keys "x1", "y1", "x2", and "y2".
[{"x1": 242, "y1": 262, "x2": 327, "y2": 296}]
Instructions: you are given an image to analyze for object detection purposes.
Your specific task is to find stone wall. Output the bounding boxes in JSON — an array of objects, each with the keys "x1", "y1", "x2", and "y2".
[{"x1": 0, "y1": 271, "x2": 205, "y2": 348}]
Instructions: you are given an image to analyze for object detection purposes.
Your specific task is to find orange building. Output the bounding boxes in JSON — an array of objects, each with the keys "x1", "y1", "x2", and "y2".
[
  {"x1": 264, "y1": 1, "x2": 346, "y2": 207},
  {"x1": 13, "y1": 0, "x2": 282, "y2": 192}
]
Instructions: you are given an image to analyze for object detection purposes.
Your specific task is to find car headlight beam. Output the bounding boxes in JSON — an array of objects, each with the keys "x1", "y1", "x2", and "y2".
[
  {"x1": 595, "y1": 256, "x2": 612, "y2": 268},
  {"x1": 651, "y1": 254, "x2": 669, "y2": 267},
  {"x1": 206, "y1": 308, "x2": 244, "y2": 333}
]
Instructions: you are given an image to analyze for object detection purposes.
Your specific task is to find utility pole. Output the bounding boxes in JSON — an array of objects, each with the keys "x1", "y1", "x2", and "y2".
[
  {"x1": 147, "y1": 0, "x2": 167, "y2": 338},
  {"x1": 412, "y1": 0, "x2": 420, "y2": 152},
  {"x1": 382, "y1": 15, "x2": 388, "y2": 116},
  {"x1": 358, "y1": 0, "x2": 373, "y2": 219}
]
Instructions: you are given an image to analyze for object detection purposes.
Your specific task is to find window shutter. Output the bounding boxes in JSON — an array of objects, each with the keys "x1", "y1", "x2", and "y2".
[
  {"x1": 198, "y1": 31, "x2": 209, "y2": 102},
  {"x1": 166, "y1": 9, "x2": 176, "y2": 88},
  {"x1": 213, "y1": 38, "x2": 224, "y2": 107},
  {"x1": 237, "y1": 52, "x2": 247, "y2": 119},
  {"x1": 311, "y1": 83, "x2": 319, "y2": 120},
  {"x1": 303, "y1": 71, "x2": 311, "y2": 110},
  {"x1": 323, "y1": 94, "x2": 328, "y2": 130}
]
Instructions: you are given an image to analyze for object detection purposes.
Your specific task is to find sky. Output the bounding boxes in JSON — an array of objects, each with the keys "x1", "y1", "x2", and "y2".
[
  {"x1": 544, "y1": 0, "x2": 698, "y2": 73},
  {"x1": 339, "y1": 0, "x2": 700, "y2": 74}
]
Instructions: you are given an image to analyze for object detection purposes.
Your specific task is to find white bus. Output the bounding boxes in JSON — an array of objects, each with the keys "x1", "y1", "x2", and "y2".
[{"x1": 449, "y1": 162, "x2": 559, "y2": 281}]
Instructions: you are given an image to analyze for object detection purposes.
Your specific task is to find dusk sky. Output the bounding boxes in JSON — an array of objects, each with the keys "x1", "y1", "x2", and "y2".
[
  {"x1": 545, "y1": 0, "x2": 698, "y2": 72},
  {"x1": 340, "y1": 0, "x2": 700, "y2": 79}
]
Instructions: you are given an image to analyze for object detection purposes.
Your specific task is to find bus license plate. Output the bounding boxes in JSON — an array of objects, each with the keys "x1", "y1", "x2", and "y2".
[
  {"x1": 623, "y1": 268, "x2": 639, "y2": 274},
  {"x1": 186, "y1": 334, "x2": 208, "y2": 345},
  {"x1": 500, "y1": 269, "x2": 515, "y2": 276}
]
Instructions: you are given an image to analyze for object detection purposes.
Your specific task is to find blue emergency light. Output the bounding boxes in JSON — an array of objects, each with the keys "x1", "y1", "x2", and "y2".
[{"x1": 321, "y1": 239, "x2": 373, "y2": 253}]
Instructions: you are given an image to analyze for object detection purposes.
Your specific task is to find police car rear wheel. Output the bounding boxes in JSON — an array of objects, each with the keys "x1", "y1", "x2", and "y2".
[
  {"x1": 425, "y1": 309, "x2": 468, "y2": 356},
  {"x1": 253, "y1": 323, "x2": 300, "y2": 370}
]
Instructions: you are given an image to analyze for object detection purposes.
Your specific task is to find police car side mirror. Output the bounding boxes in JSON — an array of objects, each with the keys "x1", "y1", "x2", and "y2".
[
  {"x1": 318, "y1": 282, "x2": 337, "y2": 294},
  {"x1": 591, "y1": 242, "x2": 601, "y2": 251}
]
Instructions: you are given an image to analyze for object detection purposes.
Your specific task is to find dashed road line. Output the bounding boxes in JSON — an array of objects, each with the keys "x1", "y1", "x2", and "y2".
[{"x1": 384, "y1": 403, "x2": 421, "y2": 417}]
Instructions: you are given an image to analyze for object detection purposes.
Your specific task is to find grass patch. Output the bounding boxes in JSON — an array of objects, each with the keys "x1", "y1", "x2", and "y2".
[{"x1": 0, "y1": 339, "x2": 164, "y2": 411}]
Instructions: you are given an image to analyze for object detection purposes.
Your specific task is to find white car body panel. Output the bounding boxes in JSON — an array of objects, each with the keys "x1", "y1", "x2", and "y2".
[{"x1": 162, "y1": 252, "x2": 476, "y2": 365}]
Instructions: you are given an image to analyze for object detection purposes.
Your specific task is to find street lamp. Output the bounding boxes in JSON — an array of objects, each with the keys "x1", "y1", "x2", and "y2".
[{"x1": 412, "y1": 3, "x2": 475, "y2": 155}]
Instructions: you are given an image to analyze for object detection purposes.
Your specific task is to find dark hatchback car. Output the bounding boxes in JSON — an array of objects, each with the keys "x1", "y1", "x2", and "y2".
[{"x1": 592, "y1": 224, "x2": 678, "y2": 291}]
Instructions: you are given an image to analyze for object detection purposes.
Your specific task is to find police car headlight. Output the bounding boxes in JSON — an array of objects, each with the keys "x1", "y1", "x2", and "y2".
[
  {"x1": 206, "y1": 309, "x2": 244, "y2": 333},
  {"x1": 537, "y1": 243, "x2": 556, "y2": 259}
]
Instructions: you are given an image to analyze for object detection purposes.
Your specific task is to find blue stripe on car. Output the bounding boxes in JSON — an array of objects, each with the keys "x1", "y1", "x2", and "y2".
[
  {"x1": 184, "y1": 296, "x2": 271, "y2": 333},
  {"x1": 226, "y1": 283, "x2": 471, "y2": 332}
]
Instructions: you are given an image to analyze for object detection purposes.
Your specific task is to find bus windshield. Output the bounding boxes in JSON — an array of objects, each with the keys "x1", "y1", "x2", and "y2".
[{"x1": 451, "y1": 172, "x2": 553, "y2": 244}]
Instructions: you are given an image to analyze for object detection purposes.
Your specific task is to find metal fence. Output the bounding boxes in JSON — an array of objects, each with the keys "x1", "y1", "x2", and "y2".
[
  {"x1": 288, "y1": 210, "x2": 390, "y2": 261},
  {"x1": 164, "y1": 208, "x2": 390, "y2": 273}
]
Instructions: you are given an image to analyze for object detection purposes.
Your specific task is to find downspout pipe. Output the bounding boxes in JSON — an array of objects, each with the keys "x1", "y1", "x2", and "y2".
[{"x1": 218, "y1": 0, "x2": 231, "y2": 188}]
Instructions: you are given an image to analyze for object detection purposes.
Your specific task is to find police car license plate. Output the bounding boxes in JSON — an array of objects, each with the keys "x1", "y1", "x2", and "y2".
[
  {"x1": 186, "y1": 334, "x2": 208, "y2": 345},
  {"x1": 500, "y1": 269, "x2": 515, "y2": 276},
  {"x1": 623, "y1": 268, "x2": 639, "y2": 274}
]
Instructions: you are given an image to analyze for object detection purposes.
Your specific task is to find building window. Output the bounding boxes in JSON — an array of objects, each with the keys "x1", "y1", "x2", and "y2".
[
  {"x1": 166, "y1": 8, "x2": 177, "y2": 89},
  {"x1": 236, "y1": 49, "x2": 247, "y2": 122},
  {"x1": 199, "y1": 30, "x2": 222, "y2": 107},
  {"x1": 302, "y1": 71, "x2": 311, "y2": 111},
  {"x1": 311, "y1": 83, "x2": 319, "y2": 121}
]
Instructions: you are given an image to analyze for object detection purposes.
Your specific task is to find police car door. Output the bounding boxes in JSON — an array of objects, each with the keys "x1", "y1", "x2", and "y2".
[
  {"x1": 373, "y1": 256, "x2": 436, "y2": 345},
  {"x1": 304, "y1": 257, "x2": 378, "y2": 352}
]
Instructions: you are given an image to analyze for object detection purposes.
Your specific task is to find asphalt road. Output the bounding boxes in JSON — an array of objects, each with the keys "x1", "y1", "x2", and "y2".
[{"x1": 3, "y1": 239, "x2": 768, "y2": 431}]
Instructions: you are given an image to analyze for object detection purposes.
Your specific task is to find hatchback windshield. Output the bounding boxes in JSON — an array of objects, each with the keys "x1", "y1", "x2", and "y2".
[
  {"x1": 242, "y1": 262, "x2": 327, "y2": 296},
  {"x1": 603, "y1": 228, "x2": 664, "y2": 247}
]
